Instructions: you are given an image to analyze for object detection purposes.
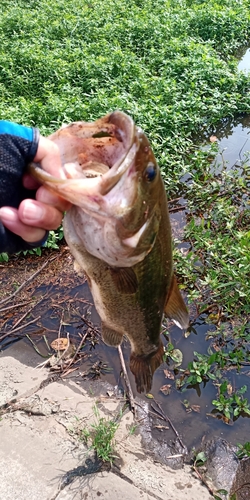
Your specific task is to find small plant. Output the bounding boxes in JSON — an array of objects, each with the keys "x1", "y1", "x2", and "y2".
[
  {"x1": 128, "y1": 423, "x2": 138, "y2": 435},
  {"x1": 0, "y1": 252, "x2": 9, "y2": 262},
  {"x1": 193, "y1": 450, "x2": 207, "y2": 468},
  {"x1": 236, "y1": 442, "x2": 250, "y2": 459},
  {"x1": 177, "y1": 351, "x2": 217, "y2": 388},
  {"x1": 81, "y1": 405, "x2": 119, "y2": 463},
  {"x1": 212, "y1": 381, "x2": 250, "y2": 421}
]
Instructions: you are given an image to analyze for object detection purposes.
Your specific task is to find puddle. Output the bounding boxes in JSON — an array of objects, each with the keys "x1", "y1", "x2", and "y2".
[
  {"x1": 238, "y1": 47, "x2": 250, "y2": 73},
  {"x1": 211, "y1": 113, "x2": 250, "y2": 169},
  {"x1": 210, "y1": 47, "x2": 250, "y2": 169},
  {"x1": 1, "y1": 248, "x2": 249, "y2": 454}
]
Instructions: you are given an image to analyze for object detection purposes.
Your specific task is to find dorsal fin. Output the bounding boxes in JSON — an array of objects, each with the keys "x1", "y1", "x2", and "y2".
[{"x1": 164, "y1": 275, "x2": 189, "y2": 330}]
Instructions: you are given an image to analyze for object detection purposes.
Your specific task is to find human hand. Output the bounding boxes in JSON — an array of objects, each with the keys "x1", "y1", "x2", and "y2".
[{"x1": 0, "y1": 136, "x2": 71, "y2": 245}]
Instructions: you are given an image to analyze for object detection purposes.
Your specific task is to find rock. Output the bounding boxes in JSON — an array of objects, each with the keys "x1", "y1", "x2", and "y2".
[{"x1": 200, "y1": 437, "x2": 250, "y2": 499}]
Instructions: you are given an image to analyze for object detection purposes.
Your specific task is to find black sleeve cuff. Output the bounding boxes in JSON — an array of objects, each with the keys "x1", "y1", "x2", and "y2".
[{"x1": 0, "y1": 221, "x2": 49, "y2": 255}]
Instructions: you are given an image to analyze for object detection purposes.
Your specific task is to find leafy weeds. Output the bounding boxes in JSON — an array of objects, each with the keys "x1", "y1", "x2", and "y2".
[
  {"x1": 237, "y1": 441, "x2": 250, "y2": 459},
  {"x1": 174, "y1": 147, "x2": 250, "y2": 317},
  {"x1": 212, "y1": 382, "x2": 250, "y2": 422},
  {"x1": 81, "y1": 405, "x2": 119, "y2": 463}
]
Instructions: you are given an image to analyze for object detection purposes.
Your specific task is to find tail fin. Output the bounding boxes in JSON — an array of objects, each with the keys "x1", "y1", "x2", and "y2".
[{"x1": 130, "y1": 343, "x2": 164, "y2": 393}]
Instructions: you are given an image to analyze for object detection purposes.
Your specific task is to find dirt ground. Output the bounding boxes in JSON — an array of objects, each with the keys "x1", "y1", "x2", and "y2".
[{"x1": 0, "y1": 340, "x2": 213, "y2": 500}]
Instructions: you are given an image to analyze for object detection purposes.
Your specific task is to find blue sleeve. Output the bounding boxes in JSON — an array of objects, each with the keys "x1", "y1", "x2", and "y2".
[
  {"x1": 0, "y1": 122, "x2": 46, "y2": 254},
  {"x1": 0, "y1": 121, "x2": 34, "y2": 141}
]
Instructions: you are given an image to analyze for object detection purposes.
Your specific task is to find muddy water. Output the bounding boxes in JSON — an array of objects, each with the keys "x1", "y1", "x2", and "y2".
[{"x1": 1, "y1": 254, "x2": 249, "y2": 453}]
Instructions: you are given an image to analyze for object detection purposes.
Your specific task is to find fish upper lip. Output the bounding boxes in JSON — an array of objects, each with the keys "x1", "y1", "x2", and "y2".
[{"x1": 29, "y1": 111, "x2": 138, "y2": 200}]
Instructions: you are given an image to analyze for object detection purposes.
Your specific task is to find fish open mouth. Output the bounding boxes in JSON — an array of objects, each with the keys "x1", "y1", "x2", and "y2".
[{"x1": 29, "y1": 111, "x2": 139, "y2": 207}]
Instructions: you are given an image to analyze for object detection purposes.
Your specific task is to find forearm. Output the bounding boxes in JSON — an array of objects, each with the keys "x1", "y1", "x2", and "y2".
[{"x1": 0, "y1": 121, "x2": 42, "y2": 254}]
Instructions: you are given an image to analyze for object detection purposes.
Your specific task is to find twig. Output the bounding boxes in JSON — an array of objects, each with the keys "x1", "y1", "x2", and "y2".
[
  {"x1": 0, "y1": 316, "x2": 41, "y2": 342},
  {"x1": 151, "y1": 400, "x2": 185, "y2": 449},
  {"x1": 62, "y1": 331, "x2": 89, "y2": 372},
  {"x1": 54, "y1": 332, "x2": 71, "y2": 368},
  {"x1": 0, "y1": 301, "x2": 32, "y2": 314},
  {"x1": 134, "y1": 400, "x2": 165, "y2": 420},
  {"x1": 118, "y1": 345, "x2": 135, "y2": 414},
  {"x1": 25, "y1": 334, "x2": 49, "y2": 358},
  {"x1": 77, "y1": 311, "x2": 101, "y2": 337},
  {"x1": 11, "y1": 298, "x2": 44, "y2": 330},
  {"x1": 168, "y1": 206, "x2": 186, "y2": 213},
  {"x1": 169, "y1": 197, "x2": 181, "y2": 204},
  {"x1": 0, "y1": 255, "x2": 58, "y2": 306},
  {"x1": 193, "y1": 465, "x2": 215, "y2": 496}
]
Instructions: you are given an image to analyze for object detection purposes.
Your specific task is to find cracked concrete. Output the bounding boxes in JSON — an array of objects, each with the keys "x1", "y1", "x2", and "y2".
[{"x1": 0, "y1": 346, "x2": 213, "y2": 500}]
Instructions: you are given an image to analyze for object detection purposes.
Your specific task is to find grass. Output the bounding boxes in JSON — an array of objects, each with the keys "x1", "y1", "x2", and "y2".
[{"x1": 81, "y1": 405, "x2": 119, "y2": 463}]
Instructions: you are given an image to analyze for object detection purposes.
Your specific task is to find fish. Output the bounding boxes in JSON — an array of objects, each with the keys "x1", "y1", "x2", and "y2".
[{"x1": 29, "y1": 111, "x2": 189, "y2": 393}]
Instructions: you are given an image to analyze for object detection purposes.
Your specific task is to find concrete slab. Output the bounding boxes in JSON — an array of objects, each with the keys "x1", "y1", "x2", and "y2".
[
  {"x1": 0, "y1": 351, "x2": 213, "y2": 500},
  {"x1": 56, "y1": 472, "x2": 158, "y2": 500}
]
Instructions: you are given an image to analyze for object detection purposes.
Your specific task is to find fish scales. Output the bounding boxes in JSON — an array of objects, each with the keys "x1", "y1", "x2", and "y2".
[{"x1": 29, "y1": 111, "x2": 189, "y2": 393}]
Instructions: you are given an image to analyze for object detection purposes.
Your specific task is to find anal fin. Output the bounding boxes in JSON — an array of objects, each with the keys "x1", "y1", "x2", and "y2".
[
  {"x1": 164, "y1": 275, "x2": 189, "y2": 330},
  {"x1": 130, "y1": 343, "x2": 164, "y2": 393},
  {"x1": 101, "y1": 322, "x2": 123, "y2": 347}
]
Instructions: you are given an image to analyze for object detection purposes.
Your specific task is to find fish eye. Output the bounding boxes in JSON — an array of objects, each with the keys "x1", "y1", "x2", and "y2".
[{"x1": 145, "y1": 162, "x2": 157, "y2": 182}]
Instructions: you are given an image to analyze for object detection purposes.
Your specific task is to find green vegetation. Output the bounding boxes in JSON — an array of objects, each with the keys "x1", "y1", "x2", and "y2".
[
  {"x1": 1, "y1": 0, "x2": 249, "y2": 305},
  {"x1": 0, "y1": 0, "x2": 249, "y2": 182},
  {"x1": 174, "y1": 146, "x2": 250, "y2": 317},
  {"x1": 212, "y1": 382, "x2": 250, "y2": 421},
  {"x1": 81, "y1": 405, "x2": 119, "y2": 463},
  {"x1": 237, "y1": 441, "x2": 250, "y2": 459}
]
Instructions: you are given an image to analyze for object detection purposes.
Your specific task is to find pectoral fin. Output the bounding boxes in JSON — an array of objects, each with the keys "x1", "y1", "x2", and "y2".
[
  {"x1": 109, "y1": 267, "x2": 138, "y2": 294},
  {"x1": 101, "y1": 322, "x2": 123, "y2": 347},
  {"x1": 164, "y1": 275, "x2": 189, "y2": 330}
]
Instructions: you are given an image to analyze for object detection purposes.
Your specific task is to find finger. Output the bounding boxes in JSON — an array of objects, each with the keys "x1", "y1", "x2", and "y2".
[
  {"x1": 34, "y1": 137, "x2": 66, "y2": 178},
  {"x1": 22, "y1": 173, "x2": 40, "y2": 190},
  {"x1": 19, "y1": 199, "x2": 64, "y2": 230},
  {"x1": 0, "y1": 207, "x2": 46, "y2": 243},
  {"x1": 35, "y1": 185, "x2": 71, "y2": 212}
]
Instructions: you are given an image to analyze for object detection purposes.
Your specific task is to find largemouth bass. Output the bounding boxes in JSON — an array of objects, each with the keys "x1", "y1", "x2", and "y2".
[{"x1": 30, "y1": 111, "x2": 189, "y2": 393}]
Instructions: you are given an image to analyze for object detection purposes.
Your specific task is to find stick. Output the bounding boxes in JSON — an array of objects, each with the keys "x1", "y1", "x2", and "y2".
[
  {"x1": 168, "y1": 206, "x2": 185, "y2": 213},
  {"x1": 118, "y1": 345, "x2": 135, "y2": 414},
  {"x1": 0, "y1": 316, "x2": 41, "y2": 342},
  {"x1": 193, "y1": 465, "x2": 215, "y2": 496},
  {"x1": 0, "y1": 301, "x2": 32, "y2": 314},
  {"x1": 37, "y1": 332, "x2": 71, "y2": 370},
  {"x1": 151, "y1": 400, "x2": 185, "y2": 449},
  {"x1": 11, "y1": 298, "x2": 44, "y2": 330},
  {"x1": 64, "y1": 331, "x2": 89, "y2": 371},
  {"x1": 134, "y1": 400, "x2": 165, "y2": 420},
  {"x1": 0, "y1": 255, "x2": 58, "y2": 306}
]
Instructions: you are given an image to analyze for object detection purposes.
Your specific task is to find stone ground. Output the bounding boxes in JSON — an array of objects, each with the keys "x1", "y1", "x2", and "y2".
[{"x1": 0, "y1": 342, "x2": 213, "y2": 500}]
